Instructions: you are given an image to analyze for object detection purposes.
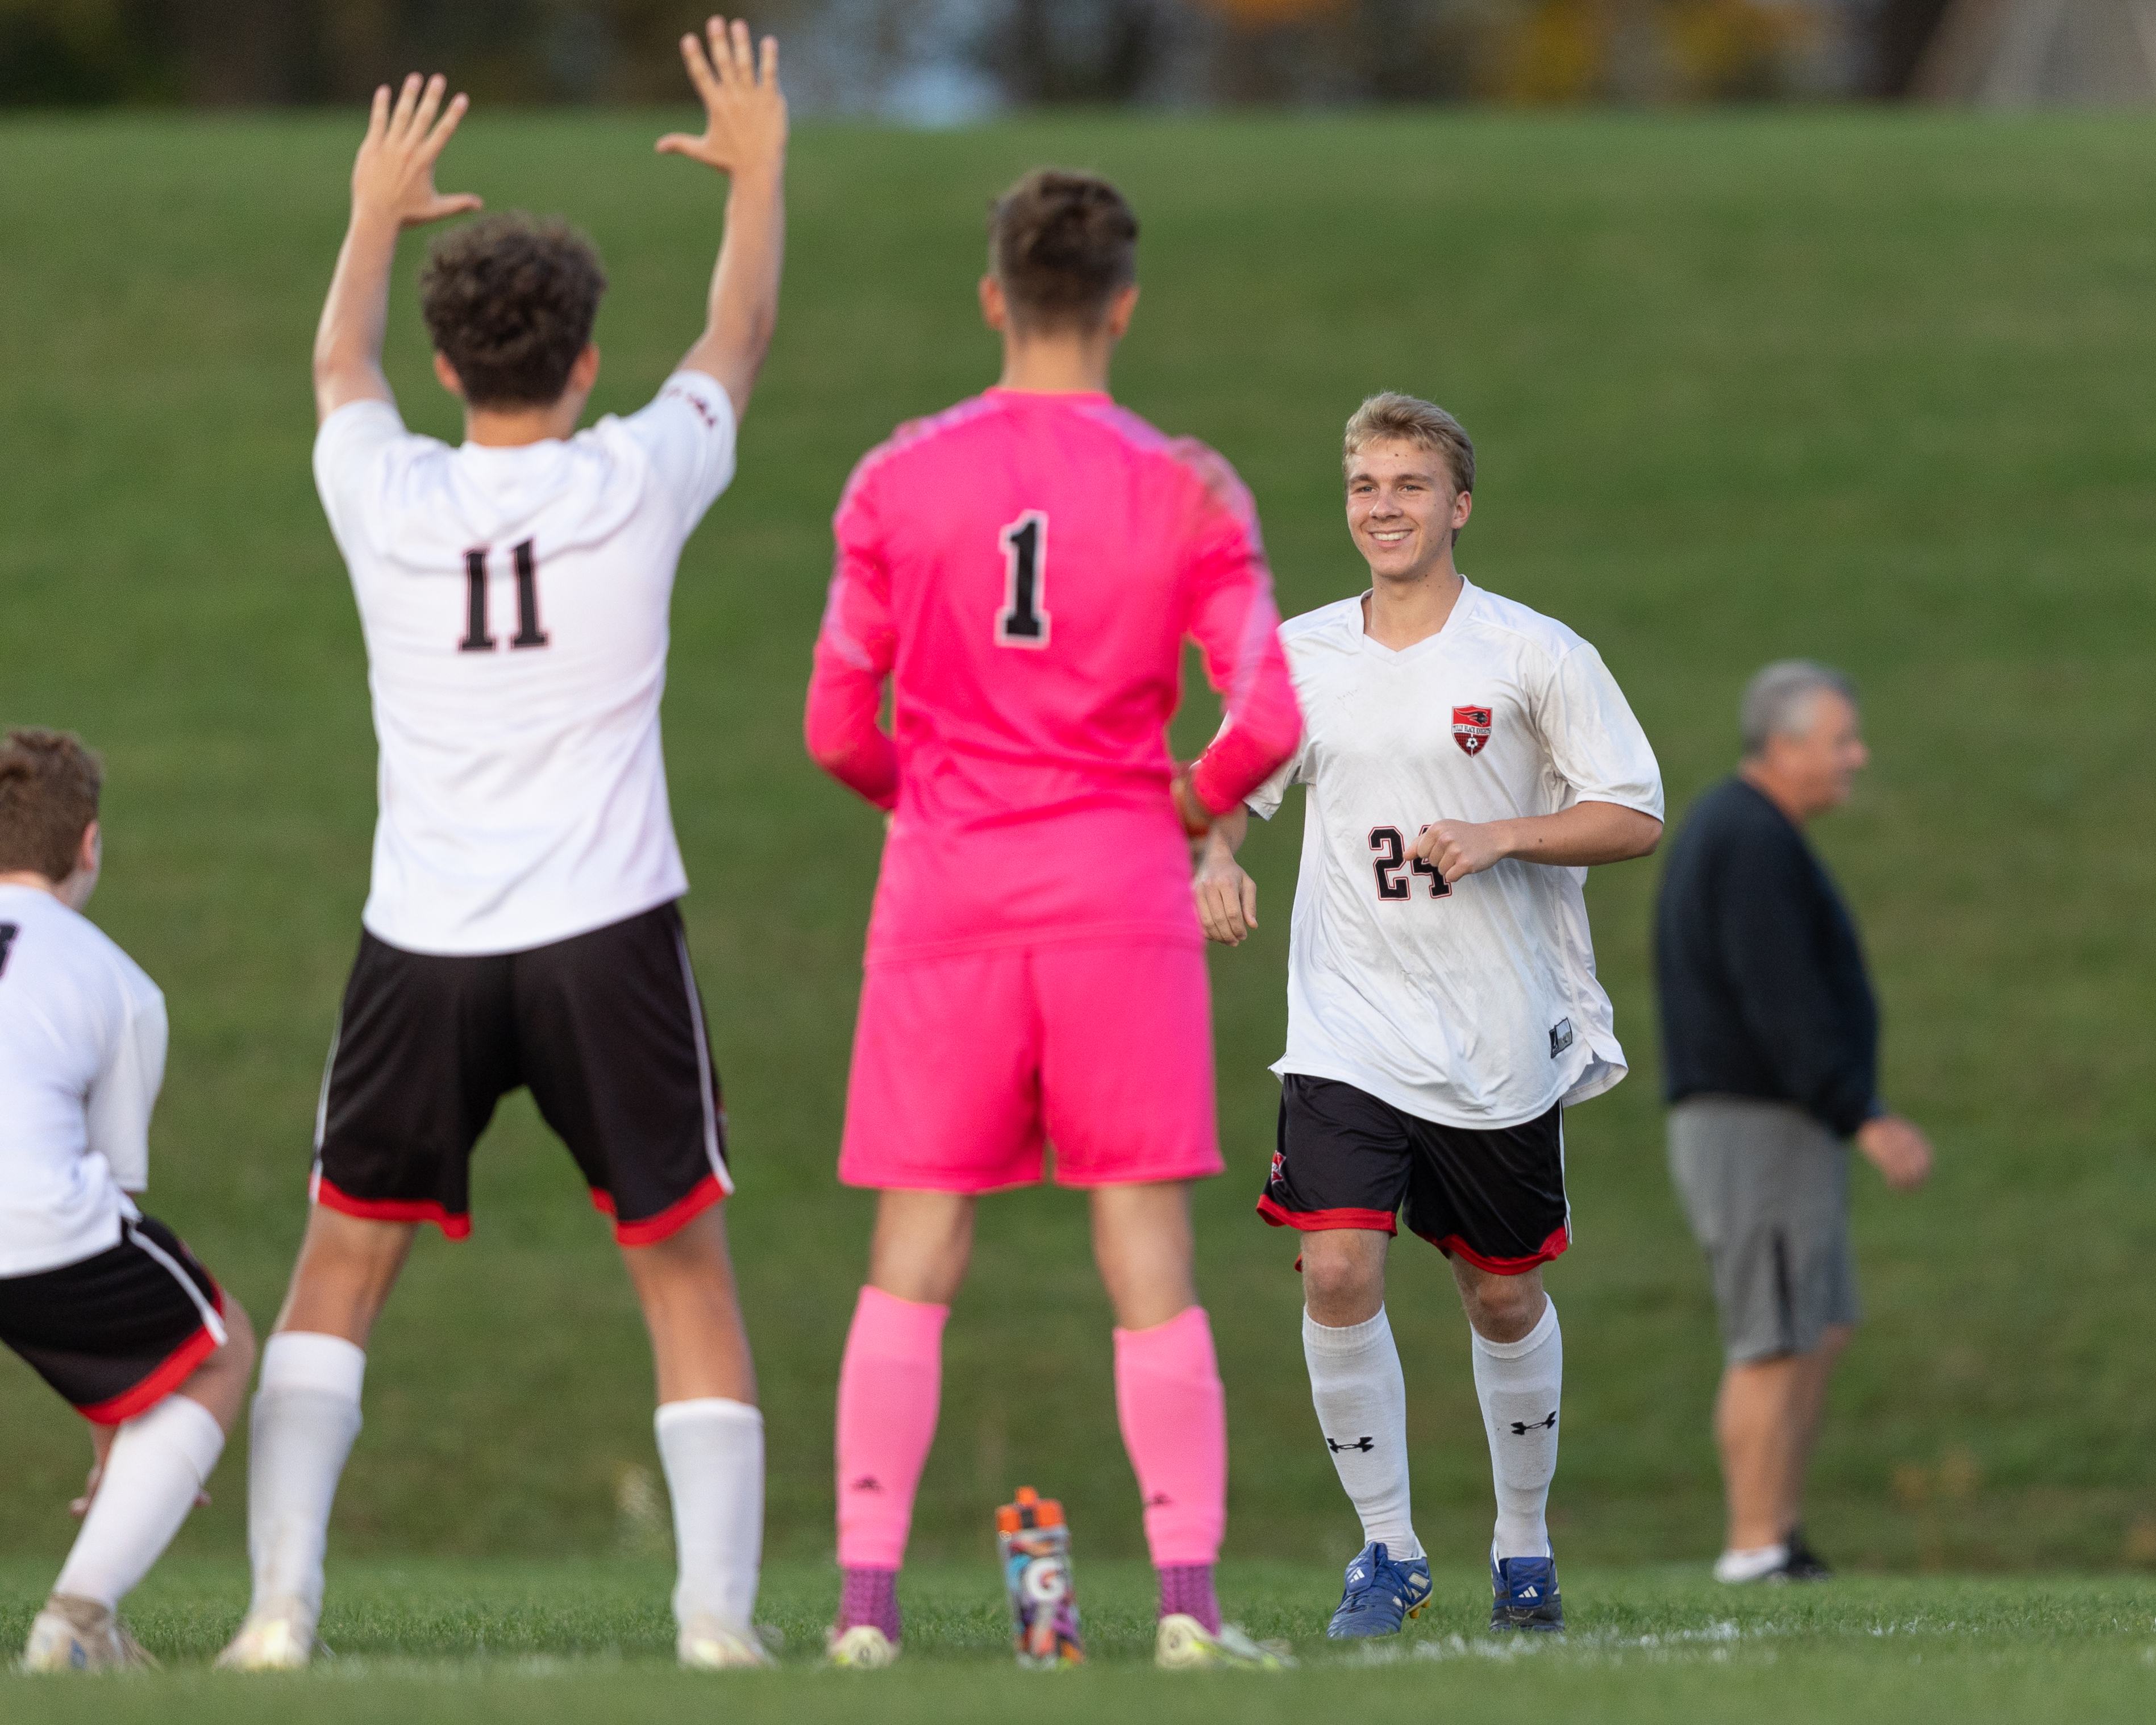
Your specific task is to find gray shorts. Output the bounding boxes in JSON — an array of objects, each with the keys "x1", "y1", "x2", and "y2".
[{"x1": 1668, "y1": 1095, "x2": 1860, "y2": 1365}]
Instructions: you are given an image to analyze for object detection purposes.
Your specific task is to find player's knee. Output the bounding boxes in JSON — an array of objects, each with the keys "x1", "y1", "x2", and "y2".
[
  {"x1": 1300, "y1": 1241, "x2": 1383, "y2": 1322},
  {"x1": 1463, "y1": 1273, "x2": 1543, "y2": 1341}
]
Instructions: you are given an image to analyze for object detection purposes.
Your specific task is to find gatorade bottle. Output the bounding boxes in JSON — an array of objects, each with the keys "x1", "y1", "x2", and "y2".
[{"x1": 996, "y1": 1487, "x2": 1084, "y2": 1666}]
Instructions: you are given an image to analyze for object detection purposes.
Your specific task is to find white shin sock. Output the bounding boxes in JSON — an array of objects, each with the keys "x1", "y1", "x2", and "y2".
[
  {"x1": 245, "y1": 1332, "x2": 365, "y2": 1624},
  {"x1": 655, "y1": 1398, "x2": 764, "y2": 1631},
  {"x1": 1471, "y1": 1298, "x2": 1563, "y2": 1559},
  {"x1": 53, "y1": 1394, "x2": 226, "y2": 1608},
  {"x1": 1302, "y1": 1306, "x2": 1422, "y2": 1560}
]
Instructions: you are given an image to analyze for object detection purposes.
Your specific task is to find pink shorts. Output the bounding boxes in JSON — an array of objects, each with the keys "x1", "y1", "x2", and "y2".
[{"x1": 839, "y1": 941, "x2": 1223, "y2": 1192}]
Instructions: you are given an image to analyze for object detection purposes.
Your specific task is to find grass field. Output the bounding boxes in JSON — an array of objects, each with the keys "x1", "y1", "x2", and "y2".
[
  {"x1": 1, "y1": 99, "x2": 2154, "y2": 1714},
  {"x1": 5, "y1": 1557, "x2": 2156, "y2": 1720}
]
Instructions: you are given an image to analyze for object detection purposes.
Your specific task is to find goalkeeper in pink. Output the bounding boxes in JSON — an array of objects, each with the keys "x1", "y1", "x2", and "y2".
[{"x1": 805, "y1": 169, "x2": 1302, "y2": 1670}]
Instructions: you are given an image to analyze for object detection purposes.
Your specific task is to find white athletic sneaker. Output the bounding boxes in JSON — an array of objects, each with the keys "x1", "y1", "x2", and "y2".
[
  {"x1": 214, "y1": 1603, "x2": 315, "y2": 1671},
  {"x1": 21, "y1": 1594, "x2": 156, "y2": 1673},
  {"x1": 1155, "y1": 1612, "x2": 1295, "y2": 1670},
  {"x1": 677, "y1": 1613, "x2": 776, "y2": 1669},
  {"x1": 825, "y1": 1624, "x2": 898, "y2": 1668}
]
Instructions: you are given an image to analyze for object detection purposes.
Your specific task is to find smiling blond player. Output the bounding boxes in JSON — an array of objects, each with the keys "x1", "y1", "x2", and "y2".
[{"x1": 1194, "y1": 393, "x2": 1663, "y2": 1639}]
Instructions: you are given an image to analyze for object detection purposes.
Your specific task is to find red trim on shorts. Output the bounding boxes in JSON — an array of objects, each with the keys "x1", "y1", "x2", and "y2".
[
  {"x1": 606, "y1": 1173, "x2": 726, "y2": 1248},
  {"x1": 1256, "y1": 1194, "x2": 1398, "y2": 1234},
  {"x1": 77, "y1": 1290, "x2": 227, "y2": 1427},
  {"x1": 314, "y1": 1175, "x2": 472, "y2": 1241},
  {"x1": 1416, "y1": 1224, "x2": 1572, "y2": 1275}
]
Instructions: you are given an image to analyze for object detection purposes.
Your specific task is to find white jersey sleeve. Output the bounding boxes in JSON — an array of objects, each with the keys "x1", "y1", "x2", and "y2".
[
  {"x1": 1530, "y1": 639, "x2": 1665, "y2": 821},
  {"x1": 313, "y1": 398, "x2": 417, "y2": 568},
  {"x1": 0, "y1": 886, "x2": 160, "y2": 1274},
  {"x1": 1245, "y1": 735, "x2": 1308, "y2": 822},
  {"x1": 621, "y1": 370, "x2": 738, "y2": 543},
  {"x1": 84, "y1": 983, "x2": 167, "y2": 1193}
]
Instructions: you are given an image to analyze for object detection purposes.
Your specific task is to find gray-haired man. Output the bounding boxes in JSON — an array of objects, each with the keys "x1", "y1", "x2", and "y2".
[{"x1": 1653, "y1": 661, "x2": 1932, "y2": 1582}]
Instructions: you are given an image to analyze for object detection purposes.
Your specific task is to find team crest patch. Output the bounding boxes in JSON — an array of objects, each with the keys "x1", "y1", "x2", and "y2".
[
  {"x1": 1451, "y1": 706, "x2": 1493, "y2": 755},
  {"x1": 1268, "y1": 1149, "x2": 1287, "y2": 1187}
]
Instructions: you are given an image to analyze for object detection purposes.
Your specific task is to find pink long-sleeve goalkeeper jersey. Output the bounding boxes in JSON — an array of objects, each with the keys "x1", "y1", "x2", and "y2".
[{"x1": 806, "y1": 388, "x2": 1302, "y2": 964}]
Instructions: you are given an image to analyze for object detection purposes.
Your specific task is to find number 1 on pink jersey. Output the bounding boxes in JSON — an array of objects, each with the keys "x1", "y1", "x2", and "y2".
[{"x1": 996, "y1": 511, "x2": 1051, "y2": 648}]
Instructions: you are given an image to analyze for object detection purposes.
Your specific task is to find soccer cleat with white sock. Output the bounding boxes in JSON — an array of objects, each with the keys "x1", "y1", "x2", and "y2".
[
  {"x1": 1489, "y1": 1552, "x2": 1564, "y2": 1632},
  {"x1": 826, "y1": 1623, "x2": 898, "y2": 1668},
  {"x1": 21, "y1": 1594, "x2": 156, "y2": 1673},
  {"x1": 214, "y1": 1602, "x2": 316, "y2": 1670},
  {"x1": 1155, "y1": 1613, "x2": 1296, "y2": 1670},
  {"x1": 1326, "y1": 1540, "x2": 1432, "y2": 1639},
  {"x1": 677, "y1": 1613, "x2": 776, "y2": 1669}
]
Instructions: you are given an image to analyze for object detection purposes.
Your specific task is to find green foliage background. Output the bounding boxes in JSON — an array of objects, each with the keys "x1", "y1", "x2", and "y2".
[{"x1": 1, "y1": 108, "x2": 2151, "y2": 1581}]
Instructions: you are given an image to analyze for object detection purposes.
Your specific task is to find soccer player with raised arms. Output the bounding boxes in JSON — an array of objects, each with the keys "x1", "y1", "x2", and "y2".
[
  {"x1": 1, "y1": 729, "x2": 258, "y2": 1672},
  {"x1": 806, "y1": 169, "x2": 1304, "y2": 1670},
  {"x1": 1196, "y1": 394, "x2": 1663, "y2": 1637},
  {"x1": 218, "y1": 20, "x2": 785, "y2": 1672}
]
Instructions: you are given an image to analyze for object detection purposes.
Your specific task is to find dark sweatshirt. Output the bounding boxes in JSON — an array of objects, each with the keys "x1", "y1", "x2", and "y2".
[{"x1": 1653, "y1": 776, "x2": 1881, "y2": 1138}]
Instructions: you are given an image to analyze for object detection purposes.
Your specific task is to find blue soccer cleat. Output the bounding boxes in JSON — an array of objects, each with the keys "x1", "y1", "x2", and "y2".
[
  {"x1": 1489, "y1": 1553, "x2": 1564, "y2": 1632},
  {"x1": 1325, "y1": 1541, "x2": 1433, "y2": 1639}
]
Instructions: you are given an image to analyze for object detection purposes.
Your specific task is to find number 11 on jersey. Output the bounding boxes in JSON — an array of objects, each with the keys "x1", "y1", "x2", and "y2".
[
  {"x1": 459, "y1": 539, "x2": 550, "y2": 654},
  {"x1": 996, "y1": 511, "x2": 1050, "y2": 648}
]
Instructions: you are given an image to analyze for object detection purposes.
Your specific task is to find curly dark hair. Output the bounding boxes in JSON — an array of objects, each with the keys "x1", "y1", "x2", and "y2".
[
  {"x1": 989, "y1": 168, "x2": 1138, "y2": 334},
  {"x1": 419, "y1": 213, "x2": 608, "y2": 409},
  {"x1": 0, "y1": 728, "x2": 102, "y2": 883}
]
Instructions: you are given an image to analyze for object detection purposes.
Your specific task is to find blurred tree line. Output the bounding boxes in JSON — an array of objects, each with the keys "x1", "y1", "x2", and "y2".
[{"x1": 0, "y1": 0, "x2": 1954, "y2": 108}]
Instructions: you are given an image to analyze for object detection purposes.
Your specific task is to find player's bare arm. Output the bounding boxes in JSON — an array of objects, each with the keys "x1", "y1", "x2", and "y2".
[
  {"x1": 313, "y1": 73, "x2": 481, "y2": 424},
  {"x1": 1412, "y1": 799, "x2": 1661, "y2": 884},
  {"x1": 1193, "y1": 804, "x2": 1260, "y2": 946},
  {"x1": 659, "y1": 17, "x2": 788, "y2": 421}
]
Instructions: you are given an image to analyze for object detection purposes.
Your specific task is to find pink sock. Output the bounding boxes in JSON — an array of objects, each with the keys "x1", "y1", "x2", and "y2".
[
  {"x1": 835, "y1": 1285, "x2": 948, "y2": 1571},
  {"x1": 1114, "y1": 1305, "x2": 1228, "y2": 1583}
]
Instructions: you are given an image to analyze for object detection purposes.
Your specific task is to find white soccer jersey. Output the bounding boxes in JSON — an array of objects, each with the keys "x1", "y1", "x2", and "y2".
[
  {"x1": 314, "y1": 369, "x2": 738, "y2": 956},
  {"x1": 1249, "y1": 580, "x2": 1664, "y2": 1129},
  {"x1": 0, "y1": 885, "x2": 168, "y2": 1277}
]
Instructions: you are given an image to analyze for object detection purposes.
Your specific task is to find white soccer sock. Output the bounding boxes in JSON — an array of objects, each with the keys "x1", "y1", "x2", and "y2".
[
  {"x1": 1471, "y1": 1298, "x2": 1563, "y2": 1560},
  {"x1": 655, "y1": 1398, "x2": 764, "y2": 1631},
  {"x1": 53, "y1": 1394, "x2": 226, "y2": 1608},
  {"x1": 1302, "y1": 1306, "x2": 1422, "y2": 1560},
  {"x1": 244, "y1": 1332, "x2": 365, "y2": 1624}
]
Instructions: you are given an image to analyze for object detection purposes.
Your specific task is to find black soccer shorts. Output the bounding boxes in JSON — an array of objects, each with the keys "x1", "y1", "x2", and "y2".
[
  {"x1": 0, "y1": 1216, "x2": 228, "y2": 1425},
  {"x1": 1259, "y1": 1074, "x2": 1571, "y2": 1274},
  {"x1": 311, "y1": 901, "x2": 732, "y2": 1246}
]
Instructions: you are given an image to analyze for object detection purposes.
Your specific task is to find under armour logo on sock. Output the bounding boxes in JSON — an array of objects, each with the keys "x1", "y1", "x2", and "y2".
[
  {"x1": 1146, "y1": 1492, "x2": 1172, "y2": 1507},
  {"x1": 1327, "y1": 1436, "x2": 1376, "y2": 1453},
  {"x1": 849, "y1": 1475, "x2": 883, "y2": 1492},
  {"x1": 1508, "y1": 1412, "x2": 1558, "y2": 1436}
]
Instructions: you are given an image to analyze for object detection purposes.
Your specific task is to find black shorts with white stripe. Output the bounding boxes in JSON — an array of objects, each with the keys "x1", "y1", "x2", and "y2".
[
  {"x1": 0, "y1": 1216, "x2": 228, "y2": 1424},
  {"x1": 312, "y1": 900, "x2": 732, "y2": 1246}
]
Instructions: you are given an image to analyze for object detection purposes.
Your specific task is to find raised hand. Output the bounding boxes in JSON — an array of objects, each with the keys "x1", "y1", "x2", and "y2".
[
  {"x1": 351, "y1": 73, "x2": 482, "y2": 231},
  {"x1": 657, "y1": 16, "x2": 787, "y2": 178}
]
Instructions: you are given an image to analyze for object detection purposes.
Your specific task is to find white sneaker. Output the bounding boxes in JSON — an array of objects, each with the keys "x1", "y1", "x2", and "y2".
[
  {"x1": 1155, "y1": 1612, "x2": 1296, "y2": 1670},
  {"x1": 21, "y1": 1595, "x2": 156, "y2": 1673},
  {"x1": 1713, "y1": 1543, "x2": 1792, "y2": 1585},
  {"x1": 214, "y1": 1603, "x2": 315, "y2": 1671},
  {"x1": 677, "y1": 1612, "x2": 776, "y2": 1669},
  {"x1": 825, "y1": 1623, "x2": 898, "y2": 1668}
]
